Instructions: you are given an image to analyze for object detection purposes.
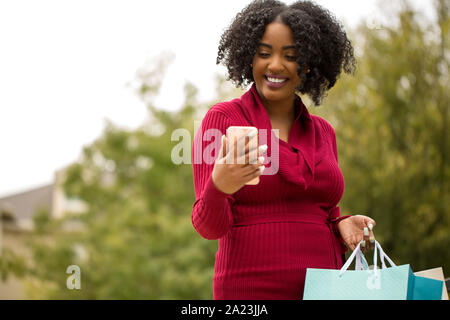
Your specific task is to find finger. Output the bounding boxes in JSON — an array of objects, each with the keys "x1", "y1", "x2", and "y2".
[
  {"x1": 366, "y1": 219, "x2": 376, "y2": 250},
  {"x1": 241, "y1": 165, "x2": 264, "y2": 182},
  {"x1": 240, "y1": 135, "x2": 259, "y2": 162},
  {"x1": 240, "y1": 162, "x2": 262, "y2": 175},
  {"x1": 343, "y1": 236, "x2": 356, "y2": 251},
  {"x1": 233, "y1": 128, "x2": 258, "y2": 157},
  {"x1": 238, "y1": 127, "x2": 258, "y2": 143},
  {"x1": 363, "y1": 226, "x2": 370, "y2": 251},
  {"x1": 245, "y1": 135, "x2": 250, "y2": 163},
  {"x1": 348, "y1": 242, "x2": 356, "y2": 251},
  {"x1": 234, "y1": 136, "x2": 249, "y2": 165},
  {"x1": 227, "y1": 138, "x2": 266, "y2": 166},
  {"x1": 366, "y1": 218, "x2": 376, "y2": 229},
  {"x1": 237, "y1": 156, "x2": 265, "y2": 170},
  {"x1": 224, "y1": 136, "x2": 238, "y2": 164},
  {"x1": 360, "y1": 239, "x2": 367, "y2": 254},
  {"x1": 247, "y1": 144, "x2": 265, "y2": 164},
  {"x1": 220, "y1": 135, "x2": 226, "y2": 159},
  {"x1": 233, "y1": 135, "x2": 251, "y2": 164},
  {"x1": 238, "y1": 147, "x2": 266, "y2": 166},
  {"x1": 215, "y1": 135, "x2": 226, "y2": 164},
  {"x1": 232, "y1": 134, "x2": 249, "y2": 159}
]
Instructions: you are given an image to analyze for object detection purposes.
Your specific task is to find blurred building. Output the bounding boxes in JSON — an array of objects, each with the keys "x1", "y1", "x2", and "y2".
[{"x1": 0, "y1": 167, "x2": 87, "y2": 299}]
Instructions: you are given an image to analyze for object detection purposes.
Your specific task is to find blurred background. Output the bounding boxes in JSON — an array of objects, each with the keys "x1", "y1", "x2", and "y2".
[{"x1": 0, "y1": 0, "x2": 448, "y2": 299}]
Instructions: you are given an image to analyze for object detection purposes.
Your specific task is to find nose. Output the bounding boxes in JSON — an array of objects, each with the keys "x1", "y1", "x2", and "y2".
[{"x1": 267, "y1": 54, "x2": 284, "y2": 74}]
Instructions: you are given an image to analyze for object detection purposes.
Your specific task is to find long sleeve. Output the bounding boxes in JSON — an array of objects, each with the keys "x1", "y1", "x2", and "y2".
[
  {"x1": 324, "y1": 121, "x2": 351, "y2": 254},
  {"x1": 191, "y1": 110, "x2": 235, "y2": 240}
]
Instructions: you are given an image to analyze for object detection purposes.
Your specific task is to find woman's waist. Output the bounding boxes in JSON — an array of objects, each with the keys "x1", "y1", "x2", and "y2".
[
  {"x1": 214, "y1": 222, "x2": 338, "y2": 278},
  {"x1": 231, "y1": 205, "x2": 332, "y2": 227}
]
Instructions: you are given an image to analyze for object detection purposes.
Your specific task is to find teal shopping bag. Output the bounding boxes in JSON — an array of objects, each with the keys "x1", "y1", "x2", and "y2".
[
  {"x1": 303, "y1": 241, "x2": 443, "y2": 300},
  {"x1": 413, "y1": 274, "x2": 445, "y2": 300}
]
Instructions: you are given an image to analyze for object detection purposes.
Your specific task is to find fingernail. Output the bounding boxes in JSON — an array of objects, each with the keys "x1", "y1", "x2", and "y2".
[
  {"x1": 258, "y1": 156, "x2": 265, "y2": 163},
  {"x1": 368, "y1": 223, "x2": 373, "y2": 231},
  {"x1": 370, "y1": 237, "x2": 375, "y2": 244},
  {"x1": 247, "y1": 128, "x2": 258, "y2": 138},
  {"x1": 259, "y1": 144, "x2": 268, "y2": 153},
  {"x1": 364, "y1": 227, "x2": 369, "y2": 237},
  {"x1": 259, "y1": 165, "x2": 265, "y2": 174},
  {"x1": 361, "y1": 240, "x2": 366, "y2": 248}
]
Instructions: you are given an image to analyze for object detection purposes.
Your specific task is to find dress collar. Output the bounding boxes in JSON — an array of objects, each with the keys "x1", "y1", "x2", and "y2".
[{"x1": 240, "y1": 83, "x2": 317, "y2": 189}]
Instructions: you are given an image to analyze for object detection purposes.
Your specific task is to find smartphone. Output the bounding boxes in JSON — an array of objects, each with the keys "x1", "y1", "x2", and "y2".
[{"x1": 226, "y1": 126, "x2": 260, "y2": 185}]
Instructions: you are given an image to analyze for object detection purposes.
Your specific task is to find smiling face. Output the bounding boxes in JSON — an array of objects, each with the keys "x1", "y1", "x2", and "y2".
[{"x1": 252, "y1": 21, "x2": 302, "y2": 105}]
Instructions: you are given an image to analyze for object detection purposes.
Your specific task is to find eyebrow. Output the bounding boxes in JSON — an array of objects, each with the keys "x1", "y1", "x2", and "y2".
[{"x1": 258, "y1": 42, "x2": 295, "y2": 50}]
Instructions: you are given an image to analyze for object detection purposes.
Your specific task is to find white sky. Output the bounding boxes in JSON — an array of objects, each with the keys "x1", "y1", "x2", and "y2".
[{"x1": 0, "y1": 0, "x2": 435, "y2": 197}]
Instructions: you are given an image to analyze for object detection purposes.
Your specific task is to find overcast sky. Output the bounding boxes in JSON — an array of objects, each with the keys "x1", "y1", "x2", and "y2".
[{"x1": 0, "y1": 0, "x2": 435, "y2": 197}]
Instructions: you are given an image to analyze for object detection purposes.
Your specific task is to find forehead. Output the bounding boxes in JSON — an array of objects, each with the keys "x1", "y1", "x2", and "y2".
[{"x1": 259, "y1": 22, "x2": 295, "y2": 46}]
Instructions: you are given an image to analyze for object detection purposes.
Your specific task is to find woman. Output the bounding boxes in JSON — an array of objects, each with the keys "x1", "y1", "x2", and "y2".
[{"x1": 191, "y1": 0, "x2": 376, "y2": 300}]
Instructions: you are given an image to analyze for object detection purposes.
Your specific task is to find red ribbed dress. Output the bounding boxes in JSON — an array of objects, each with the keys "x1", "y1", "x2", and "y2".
[{"x1": 191, "y1": 84, "x2": 349, "y2": 300}]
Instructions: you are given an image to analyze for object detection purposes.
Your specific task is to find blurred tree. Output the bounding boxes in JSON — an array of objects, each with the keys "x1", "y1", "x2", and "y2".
[
  {"x1": 312, "y1": 0, "x2": 449, "y2": 273},
  {"x1": 17, "y1": 54, "x2": 242, "y2": 299}
]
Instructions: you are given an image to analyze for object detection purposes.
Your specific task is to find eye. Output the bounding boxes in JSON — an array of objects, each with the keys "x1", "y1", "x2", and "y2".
[
  {"x1": 258, "y1": 52, "x2": 270, "y2": 58},
  {"x1": 286, "y1": 55, "x2": 297, "y2": 61}
]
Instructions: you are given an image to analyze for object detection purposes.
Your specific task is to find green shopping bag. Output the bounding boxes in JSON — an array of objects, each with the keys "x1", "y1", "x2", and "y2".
[{"x1": 303, "y1": 240, "x2": 443, "y2": 300}]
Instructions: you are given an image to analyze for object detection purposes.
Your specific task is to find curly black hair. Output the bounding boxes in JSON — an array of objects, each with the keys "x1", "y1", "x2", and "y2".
[{"x1": 216, "y1": 0, "x2": 356, "y2": 106}]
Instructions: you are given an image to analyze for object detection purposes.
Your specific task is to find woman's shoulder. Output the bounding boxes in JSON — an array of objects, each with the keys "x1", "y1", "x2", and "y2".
[
  {"x1": 310, "y1": 114, "x2": 336, "y2": 137},
  {"x1": 204, "y1": 97, "x2": 243, "y2": 121}
]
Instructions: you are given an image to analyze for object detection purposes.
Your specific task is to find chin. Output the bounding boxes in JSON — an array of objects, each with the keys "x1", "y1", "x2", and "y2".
[{"x1": 260, "y1": 86, "x2": 291, "y2": 102}]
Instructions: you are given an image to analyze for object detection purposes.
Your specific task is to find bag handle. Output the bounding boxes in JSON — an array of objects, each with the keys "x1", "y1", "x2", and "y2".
[
  {"x1": 339, "y1": 240, "x2": 396, "y2": 277},
  {"x1": 339, "y1": 242, "x2": 363, "y2": 276},
  {"x1": 374, "y1": 240, "x2": 396, "y2": 268},
  {"x1": 355, "y1": 250, "x2": 369, "y2": 270}
]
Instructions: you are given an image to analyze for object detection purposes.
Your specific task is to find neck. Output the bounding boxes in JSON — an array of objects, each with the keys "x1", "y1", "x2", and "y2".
[{"x1": 261, "y1": 94, "x2": 297, "y2": 123}]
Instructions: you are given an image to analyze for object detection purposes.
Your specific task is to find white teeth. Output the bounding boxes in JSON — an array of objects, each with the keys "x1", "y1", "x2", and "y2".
[{"x1": 267, "y1": 77, "x2": 287, "y2": 83}]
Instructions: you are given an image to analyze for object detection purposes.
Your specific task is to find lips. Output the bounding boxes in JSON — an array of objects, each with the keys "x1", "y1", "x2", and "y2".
[{"x1": 264, "y1": 74, "x2": 288, "y2": 88}]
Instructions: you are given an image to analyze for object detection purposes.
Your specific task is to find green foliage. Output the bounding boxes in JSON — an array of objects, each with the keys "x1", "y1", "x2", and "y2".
[
  {"x1": 17, "y1": 54, "x2": 242, "y2": 299},
  {"x1": 312, "y1": 0, "x2": 449, "y2": 273},
  {"x1": 0, "y1": 248, "x2": 27, "y2": 281}
]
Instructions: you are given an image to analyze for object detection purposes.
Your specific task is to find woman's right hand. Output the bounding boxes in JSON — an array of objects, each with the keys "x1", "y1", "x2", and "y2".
[{"x1": 211, "y1": 130, "x2": 267, "y2": 195}]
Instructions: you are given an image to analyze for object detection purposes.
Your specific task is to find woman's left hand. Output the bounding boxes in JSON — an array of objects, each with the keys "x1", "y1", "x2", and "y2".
[{"x1": 336, "y1": 215, "x2": 376, "y2": 253}]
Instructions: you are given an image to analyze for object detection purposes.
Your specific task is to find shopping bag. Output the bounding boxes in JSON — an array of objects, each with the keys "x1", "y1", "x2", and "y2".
[
  {"x1": 303, "y1": 240, "x2": 444, "y2": 300},
  {"x1": 414, "y1": 267, "x2": 448, "y2": 300}
]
